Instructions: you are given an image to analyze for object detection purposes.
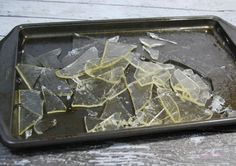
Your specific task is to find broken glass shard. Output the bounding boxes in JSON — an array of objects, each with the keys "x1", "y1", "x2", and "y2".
[
  {"x1": 41, "y1": 86, "x2": 67, "y2": 114},
  {"x1": 134, "y1": 68, "x2": 170, "y2": 87},
  {"x1": 125, "y1": 52, "x2": 141, "y2": 69},
  {"x1": 148, "y1": 108, "x2": 165, "y2": 126},
  {"x1": 37, "y1": 48, "x2": 62, "y2": 69},
  {"x1": 16, "y1": 64, "x2": 45, "y2": 89},
  {"x1": 84, "y1": 116, "x2": 103, "y2": 132},
  {"x1": 108, "y1": 36, "x2": 120, "y2": 42},
  {"x1": 91, "y1": 113, "x2": 122, "y2": 132},
  {"x1": 157, "y1": 90, "x2": 180, "y2": 123},
  {"x1": 39, "y1": 68, "x2": 72, "y2": 96},
  {"x1": 170, "y1": 69, "x2": 211, "y2": 106},
  {"x1": 85, "y1": 58, "x2": 129, "y2": 80},
  {"x1": 72, "y1": 33, "x2": 96, "y2": 49},
  {"x1": 56, "y1": 47, "x2": 99, "y2": 78},
  {"x1": 19, "y1": 90, "x2": 43, "y2": 116},
  {"x1": 100, "y1": 97, "x2": 131, "y2": 121},
  {"x1": 95, "y1": 67, "x2": 124, "y2": 83},
  {"x1": 34, "y1": 118, "x2": 57, "y2": 135},
  {"x1": 106, "y1": 76, "x2": 128, "y2": 100},
  {"x1": 18, "y1": 106, "x2": 40, "y2": 135},
  {"x1": 152, "y1": 70, "x2": 171, "y2": 88},
  {"x1": 62, "y1": 42, "x2": 97, "y2": 67},
  {"x1": 139, "y1": 37, "x2": 166, "y2": 48},
  {"x1": 21, "y1": 53, "x2": 41, "y2": 66},
  {"x1": 101, "y1": 41, "x2": 137, "y2": 64},
  {"x1": 147, "y1": 32, "x2": 177, "y2": 45},
  {"x1": 72, "y1": 78, "x2": 113, "y2": 107},
  {"x1": 143, "y1": 46, "x2": 159, "y2": 61},
  {"x1": 172, "y1": 94, "x2": 213, "y2": 122},
  {"x1": 128, "y1": 82, "x2": 153, "y2": 113}
]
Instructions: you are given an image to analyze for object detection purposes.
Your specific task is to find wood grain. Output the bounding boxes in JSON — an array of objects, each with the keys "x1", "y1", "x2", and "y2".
[
  {"x1": 1, "y1": 0, "x2": 236, "y2": 37},
  {"x1": 1, "y1": 131, "x2": 236, "y2": 165}
]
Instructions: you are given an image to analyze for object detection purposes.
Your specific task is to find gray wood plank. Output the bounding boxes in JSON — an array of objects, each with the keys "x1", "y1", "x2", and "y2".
[
  {"x1": 1, "y1": 0, "x2": 236, "y2": 37},
  {"x1": 0, "y1": 16, "x2": 77, "y2": 37},
  {"x1": 15, "y1": 0, "x2": 236, "y2": 11},
  {"x1": 1, "y1": 131, "x2": 236, "y2": 165}
]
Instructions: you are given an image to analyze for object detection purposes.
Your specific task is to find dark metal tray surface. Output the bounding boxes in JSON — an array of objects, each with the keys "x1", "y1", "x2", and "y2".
[{"x1": 0, "y1": 16, "x2": 236, "y2": 149}]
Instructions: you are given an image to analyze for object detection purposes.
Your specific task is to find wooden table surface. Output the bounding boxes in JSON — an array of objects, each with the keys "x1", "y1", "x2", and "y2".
[{"x1": 1, "y1": 0, "x2": 236, "y2": 165}]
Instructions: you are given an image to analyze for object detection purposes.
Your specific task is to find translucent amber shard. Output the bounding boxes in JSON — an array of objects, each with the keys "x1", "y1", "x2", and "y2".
[
  {"x1": 100, "y1": 97, "x2": 131, "y2": 121},
  {"x1": 85, "y1": 58, "x2": 129, "y2": 80},
  {"x1": 16, "y1": 64, "x2": 45, "y2": 89},
  {"x1": 152, "y1": 70, "x2": 171, "y2": 88},
  {"x1": 171, "y1": 69, "x2": 210, "y2": 106},
  {"x1": 134, "y1": 69, "x2": 153, "y2": 86},
  {"x1": 41, "y1": 86, "x2": 67, "y2": 114},
  {"x1": 147, "y1": 32, "x2": 177, "y2": 45},
  {"x1": 101, "y1": 41, "x2": 137, "y2": 64},
  {"x1": 128, "y1": 82, "x2": 153, "y2": 113},
  {"x1": 157, "y1": 90, "x2": 180, "y2": 123},
  {"x1": 84, "y1": 116, "x2": 103, "y2": 132},
  {"x1": 125, "y1": 52, "x2": 141, "y2": 69},
  {"x1": 139, "y1": 61, "x2": 165, "y2": 73},
  {"x1": 91, "y1": 113, "x2": 122, "y2": 132},
  {"x1": 19, "y1": 90, "x2": 43, "y2": 116},
  {"x1": 96, "y1": 67, "x2": 124, "y2": 83},
  {"x1": 37, "y1": 48, "x2": 62, "y2": 69},
  {"x1": 139, "y1": 37, "x2": 166, "y2": 48},
  {"x1": 72, "y1": 78, "x2": 113, "y2": 108},
  {"x1": 61, "y1": 48, "x2": 87, "y2": 67},
  {"x1": 108, "y1": 36, "x2": 120, "y2": 42},
  {"x1": 18, "y1": 106, "x2": 40, "y2": 135},
  {"x1": 106, "y1": 76, "x2": 128, "y2": 100},
  {"x1": 34, "y1": 118, "x2": 57, "y2": 135},
  {"x1": 56, "y1": 47, "x2": 99, "y2": 79},
  {"x1": 143, "y1": 46, "x2": 159, "y2": 61},
  {"x1": 144, "y1": 97, "x2": 166, "y2": 124},
  {"x1": 39, "y1": 68, "x2": 72, "y2": 97},
  {"x1": 21, "y1": 53, "x2": 41, "y2": 66}
]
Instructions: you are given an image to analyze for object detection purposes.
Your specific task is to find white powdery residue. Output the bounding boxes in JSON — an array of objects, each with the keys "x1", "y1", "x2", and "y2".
[
  {"x1": 66, "y1": 95, "x2": 71, "y2": 100},
  {"x1": 106, "y1": 143, "x2": 151, "y2": 150},
  {"x1": 25, "y1": 129, "x2": 32, "y2": 139},
  {"x1": 14, "y1": 159, "x2": 31, "y2": 166},
  {"x1": 209, "y1": 95, "x2": 225, "y2": 113},
  {"x1": 190, "y1": 135, "x2": 205, "y2": 144}
]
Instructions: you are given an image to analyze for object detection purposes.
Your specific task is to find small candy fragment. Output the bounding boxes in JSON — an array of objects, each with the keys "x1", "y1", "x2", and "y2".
[
  {"x1": 41, "y1": 86, "x2": 67, "y2": 114},
  {"x1": 34, "y1": 118, "x2": 57, "y2": 135},
  {"x1": 100, "y1": 97, "x2": 131, "y2": 121},
  {"x1": 39, "y1": 68, "x2": 72, "y2": 97},
  {"x1": 101, "y1": 41, "x2": 137, "y2": 64},
  {"x1": 147, "y1": 32, "x2": 177, "y2": 45},
  {"x1": 139, "y1": 37, "x2": 166, "y2": 48},
  {"x1": 157, "y1": 89, "x2": 180, "y2": 123},
  {"x1": 128, "y1": 82, "x2": 153, "y2": 113},
  {"x1": 16, "y1": 64, "x2": 45, "y2": 89},
  {"x1": 72, "y1": 78, "x2": 113, "y2": 108},
  {"x1": 56, "y1": 47, "x2": 99, "y2": 78},
  {"x1": 143, "y1": 46, "x2": 159, "y2": 61}
]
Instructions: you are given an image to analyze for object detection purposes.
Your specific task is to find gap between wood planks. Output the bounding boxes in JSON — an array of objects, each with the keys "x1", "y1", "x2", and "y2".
[
  {"x1": 14, "y1": 0, "x2": 236, "y2": 12},
  {"x1": 1, "y1": 0, "x2": 236, "y2": 37}
]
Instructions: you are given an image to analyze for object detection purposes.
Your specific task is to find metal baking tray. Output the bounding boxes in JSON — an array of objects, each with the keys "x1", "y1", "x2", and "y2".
[{"x1": 1, "y1": 16, "x2": 236, "y2": 149}]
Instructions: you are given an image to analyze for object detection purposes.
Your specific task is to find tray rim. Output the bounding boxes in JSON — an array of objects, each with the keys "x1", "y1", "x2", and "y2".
[{"x1": 1, "y1": 15, "x2": 236, "y2": 149}]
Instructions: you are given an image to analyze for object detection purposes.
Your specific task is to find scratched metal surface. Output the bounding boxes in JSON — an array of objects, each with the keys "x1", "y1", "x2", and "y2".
[{"x1": 1, "y1": 0, "x2": 236, "y2": 165}]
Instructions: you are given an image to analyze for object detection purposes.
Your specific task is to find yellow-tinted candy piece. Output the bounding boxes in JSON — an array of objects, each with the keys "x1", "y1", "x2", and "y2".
[
  {"x1": 101, "y1": 41, "x2": 137, "y2": 64},
  {"x1": 128, "y1": 81, "x2": 153, "y2": 113}
]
